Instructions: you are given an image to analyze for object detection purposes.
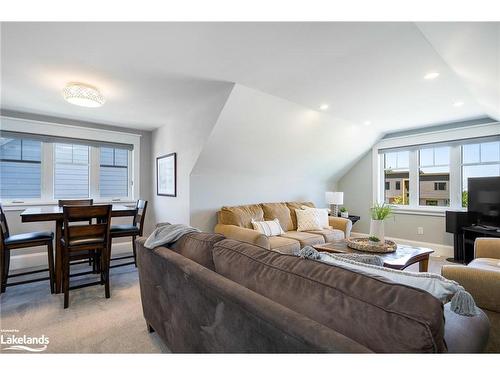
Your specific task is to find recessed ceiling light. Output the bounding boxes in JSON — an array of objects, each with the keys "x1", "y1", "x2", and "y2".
[
  {"x1": 319, "y1": 104, "x2": 329, "y2": 111},
  {"x1": 424, "y1": 72, "x2": 440, "y2": 80},
  {"x1": 453, "y1": 101, "x2": 464, "y2": 107},
  {"x1": 363, "y1": 121, "x2": 372, "y2": 126},
  {"x1": 63, "y1": 83, "x2": 105, "y2": 108}
]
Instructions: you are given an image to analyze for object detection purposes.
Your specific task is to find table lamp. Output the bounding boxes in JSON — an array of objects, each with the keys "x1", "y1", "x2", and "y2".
[{"x1": 325, "y1": 191, "x2": 344, "y2": 217}]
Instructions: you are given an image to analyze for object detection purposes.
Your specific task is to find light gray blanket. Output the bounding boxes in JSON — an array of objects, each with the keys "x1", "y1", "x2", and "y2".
[{"x1": 144, "y1": 222, "x2": 200, "y2": 249}]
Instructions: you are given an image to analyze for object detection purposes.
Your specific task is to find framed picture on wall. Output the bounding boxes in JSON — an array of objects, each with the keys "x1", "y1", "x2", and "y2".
[{"x1": 156, "y1": 152, "x2": 177, "y2": 197}]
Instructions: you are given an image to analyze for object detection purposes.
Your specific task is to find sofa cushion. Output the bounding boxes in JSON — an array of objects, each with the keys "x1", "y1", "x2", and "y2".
[
  {"x1": 280, "y1": 231, "x2": 325, "y2": 247},
  {"x1": 212, "y1": 239, "x2": 447, "y2": 353},
  {"x1": 468, "y1": 258, "x2": 500, "y2": 272},
  {"x1": 261, "y1": 202, "x2": 294, "y2": 231},
  {"x1": 286, "y1": 201, "x2": 315, "y2": 229},
  {"x1": 219, "y1": 204, "x2": 264, "y2": 229},
  {"x1": 268, "y1": 236, "x2": 301, "y2": 255},
  {"x1": 307, "y1": 229, "x2": 345, "y2": 242},
  {"x1": 169, "y1": 232, "x2": 225, "y2": 271}
]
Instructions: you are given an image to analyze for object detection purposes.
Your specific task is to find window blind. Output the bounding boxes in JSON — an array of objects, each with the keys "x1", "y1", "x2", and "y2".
[{"x1": 0, "y1": 130, "x2": 134, "y2": 151}]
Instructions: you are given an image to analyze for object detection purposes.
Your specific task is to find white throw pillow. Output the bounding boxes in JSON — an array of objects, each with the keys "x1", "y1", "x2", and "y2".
[
  {"x1": 251, "y1": 218, "x2": 284, "y2": 236},
  {"x1": 295, "y1": 209, "x2": 323, "y2": 231},
  {"x1": 301, "y1": 206, "x2": 330, "y2": 229}
]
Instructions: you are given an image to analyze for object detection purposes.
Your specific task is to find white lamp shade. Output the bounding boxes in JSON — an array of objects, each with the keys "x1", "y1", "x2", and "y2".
[{"x1": 325, "y1": 191, "x2": 344, "y2": 205}]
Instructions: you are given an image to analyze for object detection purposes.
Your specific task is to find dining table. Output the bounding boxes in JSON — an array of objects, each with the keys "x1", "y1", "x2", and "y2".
[{"x1": 21, "y1": 204, "x2": 137, "y2": 293}]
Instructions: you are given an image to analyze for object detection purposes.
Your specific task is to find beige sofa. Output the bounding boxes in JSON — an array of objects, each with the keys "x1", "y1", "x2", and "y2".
[{"x1": 214, "y1": 201, "x2": 352, "y2": 254}]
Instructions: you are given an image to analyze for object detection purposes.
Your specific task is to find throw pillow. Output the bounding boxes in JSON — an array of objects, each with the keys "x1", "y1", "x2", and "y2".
[
  {"x1": 295, "y1": 209, "x2": 323, "y2": 231},
  {"x1": 301, "y1": 206, "x2": 330, "y2": 229},
  {"x1": 251, "y1": 218, "x2": 284, "y2": 236}
]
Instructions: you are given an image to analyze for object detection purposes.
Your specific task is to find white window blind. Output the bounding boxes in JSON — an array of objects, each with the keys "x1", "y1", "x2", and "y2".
[
  {"x1": 99, "y1": 147, "x2": 129, "y2": 198},
  {"x1": 54, "y1": 144, "x2": 90, "y2": 199},
  {"x1": 0, "y1": 138, "x2": 42, "y2": 199}
]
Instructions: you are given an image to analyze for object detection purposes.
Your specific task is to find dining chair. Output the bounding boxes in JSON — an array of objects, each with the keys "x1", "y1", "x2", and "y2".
[
  {"x1": 0, "y1": 204, "x2": 55, "y2": 294},
  {"x1": 110, "y1": 200, "x2": 148, "y2": 267},
  {"x1": 58, "y1": 199, "x2": 95, "y2": 267},
  {"x1": 61, "y1": 204, "x2": 112, "y2": 308}
]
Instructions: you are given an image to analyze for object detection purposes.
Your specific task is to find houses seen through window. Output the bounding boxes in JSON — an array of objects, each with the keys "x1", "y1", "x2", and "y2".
[
  {"x1": 419, "y1": 146, "x2": 450, "y2": 207},
  {"x1": 384, "y1": 151, "x2": 409, "y2": 205}
]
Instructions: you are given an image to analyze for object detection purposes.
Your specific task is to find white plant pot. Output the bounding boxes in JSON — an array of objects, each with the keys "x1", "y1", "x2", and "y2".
[
  {"x1": 369, "y1": 219, "x2": 385, "y2": 243},
  {"x1": 340, "y1": 211, "x2": 349, "y2": 218}
]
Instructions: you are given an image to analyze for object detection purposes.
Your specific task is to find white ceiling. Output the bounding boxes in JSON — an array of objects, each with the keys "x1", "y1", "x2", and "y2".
[{"x1": 1, "y1": 22, "x2": 498, "y2": 131}]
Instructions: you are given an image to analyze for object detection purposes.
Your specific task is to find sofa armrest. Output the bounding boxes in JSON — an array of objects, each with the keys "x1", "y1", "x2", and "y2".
[
  {"x1": 442, "y1": 265, "x2": 500, "y2": 313},
  {"x1": 475, "y1": 238, "x2": 500, "y2": 260},
  {"x1": 214, "y1": 224, "x2": 270, "y2": 249},
  {"x1": 328, "y1": 217, "x2": 352, "y2": 237}
]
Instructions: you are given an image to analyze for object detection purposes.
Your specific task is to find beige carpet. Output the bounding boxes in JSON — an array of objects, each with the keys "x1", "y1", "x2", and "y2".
[
  {"x1": 0, "y1": 254, "x2": 451, "y2": 354},
  {"x1": 0, "y1": 260, "x2": 170, "y2": 353}
]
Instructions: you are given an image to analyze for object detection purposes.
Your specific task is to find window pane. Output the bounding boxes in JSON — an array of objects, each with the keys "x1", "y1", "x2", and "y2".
[
  {"x1": 114, "y1": 149, "x2": 128, "y2": 167},
  {"x1": 100, "y1": 147, "x2": 114, "y2": 165},
  {"x1": 0, "y1": 138, "x2": 21, "y2": 160},
  {"x1": 480, "y1": 141, "x2": 500, "y2": 163},
  {"x1": 384, "y1": 153, "x2": 397, "y2": 170},
  {"x1": 54, "y1": 144, "x2": 89, "y2": 199},
  {"x1": 463, "y1": 144, "x2": 480, "y2": 164},
  {"x1": 100, "y1": 167, "x2": 128, "y2": 197},
  {"x1": 22, "y1": 140, "x2": 41, "y2": 161},
  {"x1": 419, "y1": 147, "x2": 450, "y2": 207},
  {"x1": 0, "y1": 138, "x2": 41, "y2": 199},
  {"x1": 419, "y1": 148, "x2": 433, "y2": 166},
  {"x1": 99, "y1": 148, "x2": 129, "y2": 198},
  {"x1": 434, "y1": 147, "x2": 449, "y2": 165},
  {"x1": 384, "y1": 151, "x2": 409, "y2": 205},
  {"x1": 55, "y1": 144, "x2": 73, "y2": 163},
  {"x1": 0, "y1": 161, "x2": 41, "y2": 198}
]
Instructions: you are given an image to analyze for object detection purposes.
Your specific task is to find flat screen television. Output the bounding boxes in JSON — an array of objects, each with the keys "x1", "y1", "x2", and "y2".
[{"x1": 468, "y1": 176, "x2": 500, "y2": 228}]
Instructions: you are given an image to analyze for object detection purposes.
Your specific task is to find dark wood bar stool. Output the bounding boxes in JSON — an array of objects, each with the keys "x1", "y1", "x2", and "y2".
[
  {"x1": 0, "y1": 204, "x2": 55, "y2": 294},
  {"x1": 59, "y1": 199, "x2": 95, "y2": 267},
  {"x1": 61, "y1": 205, "x2": 112, "y2": 308},
  {"x1": 110, "y1": 200, "x2": 148, "y2": 267}
]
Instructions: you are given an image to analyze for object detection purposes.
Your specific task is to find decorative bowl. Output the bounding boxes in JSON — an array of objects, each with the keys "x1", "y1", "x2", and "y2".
[{"x1": 346, "y1": 237, "x2": 397, "y2": 253}]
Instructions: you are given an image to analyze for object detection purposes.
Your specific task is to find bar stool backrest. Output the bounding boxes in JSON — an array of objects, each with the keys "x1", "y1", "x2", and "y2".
[
  {"x1": 133, "y1": 200, "x2": 148, "y2": 236},
  {"x1": 62, "y1": 205, "x2": 112, "y2": 250}
]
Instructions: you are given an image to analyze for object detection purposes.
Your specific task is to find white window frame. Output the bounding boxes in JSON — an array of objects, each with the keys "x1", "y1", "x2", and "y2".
[
  {"x1": 0, "y1": 116, "x2": 141, "y2": 207},
  {"x1": 372, "y1": 121, "x2": 500, "y2": 216}
]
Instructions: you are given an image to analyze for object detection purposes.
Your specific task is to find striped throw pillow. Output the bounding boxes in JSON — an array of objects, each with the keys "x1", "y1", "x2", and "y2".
[{"x1": 251, "y1": 218, "x2": 284, "y2": 236}]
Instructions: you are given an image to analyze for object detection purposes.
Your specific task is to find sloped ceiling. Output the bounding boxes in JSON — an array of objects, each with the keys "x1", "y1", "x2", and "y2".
[
  {"x1": 2, "y1": 22, "x2": 498, "y2": 132},
  {"x1": 1, "y1": 22, "x2": 498, "y2": 188}
]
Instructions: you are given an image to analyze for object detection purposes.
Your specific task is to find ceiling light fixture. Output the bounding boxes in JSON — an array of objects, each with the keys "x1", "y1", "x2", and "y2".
[
  {"x1": 453, "y1": 101, "x2": 464, "y2": 107},
  {"x1": 363, "y1": 121, "x2": 372, "y2": 126},
  {"x1": 319, "y1": 104, "x2": 329, "y2": 111},
  {"x1": 63, "y1": 83, "x2": 105, "y2": 108},
  {"x1": 424, "y1": 72, "x2": 440, "y2": 80}
]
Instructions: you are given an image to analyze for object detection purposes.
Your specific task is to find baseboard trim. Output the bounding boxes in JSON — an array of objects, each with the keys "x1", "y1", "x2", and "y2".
[
  {"x1": 351, "y1": 232, "x2": 453, "y2": 258},
  {"x1": 9, "y1": 242, "x2": 133, "y2": 271}
]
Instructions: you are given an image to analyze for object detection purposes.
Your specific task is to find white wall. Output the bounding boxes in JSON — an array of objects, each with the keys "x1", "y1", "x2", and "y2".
[
  {"x1": 190, "y1": 84, "x2": 380, "y2": 232},
  {"x1": 150, "y1": 83, "x2": 234, "y2": 225}
]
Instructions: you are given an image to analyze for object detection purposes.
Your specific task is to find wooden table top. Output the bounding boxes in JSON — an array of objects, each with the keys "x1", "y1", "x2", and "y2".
[
  {"x1": 313, "y1": 240, "x2": 434, "y2": 270},
  {"x1": 21, "y1": 204, "x2": 136, "y2": 222}
]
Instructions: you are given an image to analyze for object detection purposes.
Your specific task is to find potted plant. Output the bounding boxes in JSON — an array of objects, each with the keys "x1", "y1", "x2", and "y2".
[
  {"x1": 369, "y1": 202, "x2": 393, "y2": 243},
  {"x1": 368, "y1": 235, "x2": 380, "y2": 246},
  {"x1": 339, "y1": 207, "x2": 349, "y2": 218}
]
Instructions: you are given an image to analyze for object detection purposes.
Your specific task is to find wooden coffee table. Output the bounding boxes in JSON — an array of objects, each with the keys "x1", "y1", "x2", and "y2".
[{"x1": 313, "y1": 240, "x2": 434, "y2": 272}]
